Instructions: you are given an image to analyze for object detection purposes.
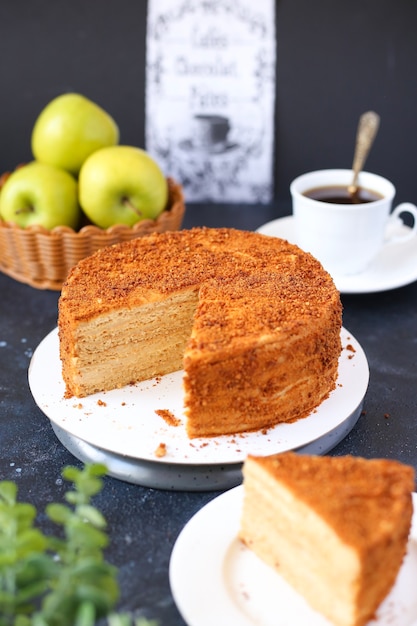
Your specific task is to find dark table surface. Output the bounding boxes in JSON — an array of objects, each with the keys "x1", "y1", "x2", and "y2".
[{"x1": 1, "y1": 202, "x2": 417, "y2": 625}]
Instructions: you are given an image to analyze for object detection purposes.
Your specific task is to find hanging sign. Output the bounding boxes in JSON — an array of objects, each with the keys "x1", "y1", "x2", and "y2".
[{"x1": 146, "y1": 0, "x2": 276, "y2": 203}]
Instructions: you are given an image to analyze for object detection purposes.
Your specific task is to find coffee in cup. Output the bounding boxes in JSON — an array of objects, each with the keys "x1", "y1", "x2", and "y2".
[
  {"x1": 290, "y1": 169, "x2": 417, "y2": 276},
  {"x1": 303, "y1": 185, "x2": 383, "y2": 204}
]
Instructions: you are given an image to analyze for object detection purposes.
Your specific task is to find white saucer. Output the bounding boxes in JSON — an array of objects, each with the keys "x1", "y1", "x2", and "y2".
[
  {"x1": 257, "y1": 216, "x2": 417, "y2": 294},
  {"x1": 28, "y1": 328, "x2": 368, "y2": 478},
  {"x1": 178, "y1": 138, "x2": 239, "y2": 155},
  {"x1": 170, "y1": 487, "x2": 417, "y2": 626}
]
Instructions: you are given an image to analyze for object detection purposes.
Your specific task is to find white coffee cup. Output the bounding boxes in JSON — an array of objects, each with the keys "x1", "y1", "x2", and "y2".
[{"x1": 290, "y1": 169, "x2": 417, "y2": 276}]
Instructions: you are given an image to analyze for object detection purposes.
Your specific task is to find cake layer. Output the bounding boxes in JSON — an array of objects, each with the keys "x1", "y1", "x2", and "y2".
[{"x1": 61, "y1": 289, "x2": 199, "y2": 397}]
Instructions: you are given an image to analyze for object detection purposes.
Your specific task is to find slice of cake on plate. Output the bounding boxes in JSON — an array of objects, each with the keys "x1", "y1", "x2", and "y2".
[{"x1": 239, "y1": 452, "x2": 415, "y2": 626}]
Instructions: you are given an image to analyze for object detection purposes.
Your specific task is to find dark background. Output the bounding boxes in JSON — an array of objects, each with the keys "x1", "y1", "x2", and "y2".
[
  {"x1": 1, "y1": 4, "x2": 417, "y2": 623},
  {"x1": 0, "y1": 0, "x2": 416, "y2": 207}
]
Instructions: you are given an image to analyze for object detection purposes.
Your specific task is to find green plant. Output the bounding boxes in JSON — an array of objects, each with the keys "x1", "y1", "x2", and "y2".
[{"x1": 0, "y1": 464, "x2": 156, "y2": 626}]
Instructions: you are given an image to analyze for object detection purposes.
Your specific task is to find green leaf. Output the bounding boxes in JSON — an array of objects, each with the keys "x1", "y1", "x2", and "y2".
[
  {"x1": 13, "y1": 616, "x2": 33, "y2": 626},
  {"x1": 75, "y1": 583, "x2": 118, "y2": 614},
  {"x1": 62, "y1": 464, "x2": 107, "y2": 499},
  {"x1": 107, "y1": 615, "x2": 132, "y2": 626},
  {"x1": 66, "y1": 520, "x2": 109, "y2": 551},
  {"x1": 30, "y1": 616, "x2": 49, "y2": 626},
  {"x1": 61, "y1": 466, "x2": 83, "y2": 483},
  {"x1": 107, "y1": 616, "x2": 159, "y2": 626},
  {"x1": 85, "y1": 463, "x2": 108, "y2": 477},
  {"x1": 0, "y1": 502, "x2": 37, "y2": 535},
  {"x1": 15, "y1": 529, "x2": 48, "y2": 556},
  {"x1": 0, "y1": 481, "x2": 18, "y2": 505},
  {"x1": 75, "y1": 504, "x2": 107, "y2": 528},
  {"x1": 74, "y1": 601, "x2": 96, "y2": 626},
  {"x1": 15, "y1": 553, "x2": 57, "y2": 586},
  {"x1": 45, "y1": 502, "x2": 72, "y2": 525}
]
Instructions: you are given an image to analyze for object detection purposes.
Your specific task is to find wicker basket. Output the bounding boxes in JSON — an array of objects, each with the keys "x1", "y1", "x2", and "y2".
[{"x1": 0, "y1": 177, "x2": 185, "y2": 290}]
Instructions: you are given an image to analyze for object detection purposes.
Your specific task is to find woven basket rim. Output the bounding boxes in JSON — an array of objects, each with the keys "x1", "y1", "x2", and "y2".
[
  {"x1": 0, "y1": 176, "x2": 183, "y2": 236},
  {"x1": 0, "y1": 177, "x2": 185, "y2": 290}
]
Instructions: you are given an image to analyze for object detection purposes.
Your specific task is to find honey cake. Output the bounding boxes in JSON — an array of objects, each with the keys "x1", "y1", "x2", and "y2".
[{"x1": 58, "y1": 228, "x2": 342, "y2": 438}]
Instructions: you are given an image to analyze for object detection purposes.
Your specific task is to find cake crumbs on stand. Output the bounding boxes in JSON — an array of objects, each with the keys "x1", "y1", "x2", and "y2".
[
  {"x1": 155, "y1": 408, "x2": 181, "y2": 427},
  {"x1": 154, "y1": 442, "x2": 167, "y2": 458}
]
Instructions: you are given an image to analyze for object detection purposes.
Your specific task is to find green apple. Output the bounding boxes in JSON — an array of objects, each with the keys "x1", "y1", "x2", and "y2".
[
  {"x1": 0, "y1": 162, "x2": 80, "y2": 230},
  {"x1": 31, "y1": 93, "x2": 119, "y2": 175},
  {"x1": 78, "y1": 145, "x2": 168, "y2": 229}
]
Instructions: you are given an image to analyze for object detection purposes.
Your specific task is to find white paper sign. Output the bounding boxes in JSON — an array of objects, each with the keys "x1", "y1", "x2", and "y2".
[{"x1": 145, "y1": 0, "x2": 276, "y2": 203}]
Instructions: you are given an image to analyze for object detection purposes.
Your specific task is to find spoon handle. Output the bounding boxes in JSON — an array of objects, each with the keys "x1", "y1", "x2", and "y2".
[{"x1": 350, "y1": 111, "x2": 380, "y2": 190}]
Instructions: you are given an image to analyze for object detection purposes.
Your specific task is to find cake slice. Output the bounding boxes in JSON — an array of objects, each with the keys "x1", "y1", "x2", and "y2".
[{"x1": 239, "y1": 452, "x2": 415, "y2": 626}]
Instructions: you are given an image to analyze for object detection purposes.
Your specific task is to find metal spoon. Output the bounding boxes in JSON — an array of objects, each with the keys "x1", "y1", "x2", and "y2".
[{"x1": 348, "y1": 110, "x2": 380, "y2": 201}]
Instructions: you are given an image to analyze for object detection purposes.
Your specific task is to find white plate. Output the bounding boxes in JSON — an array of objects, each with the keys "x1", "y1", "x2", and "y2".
[
  {"x1": 170, "y1": 487, "x2": 417, "y2": 626},
  {"x1": 28, "y1": 327, "x2": 368, "y2": 466},
  {"x1": 257, "y1": 215, "x2": 417, "y2": 294}
]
